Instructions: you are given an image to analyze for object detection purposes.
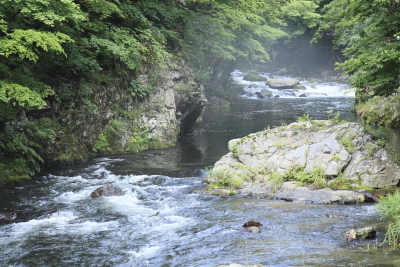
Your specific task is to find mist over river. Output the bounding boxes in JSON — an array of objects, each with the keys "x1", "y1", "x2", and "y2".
[{"x1": 1, "y1": 71, "x2": 399, "y2": 267}]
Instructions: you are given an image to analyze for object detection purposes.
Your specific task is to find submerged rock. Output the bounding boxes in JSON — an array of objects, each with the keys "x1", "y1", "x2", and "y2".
[
  {"x1": 204, "y1": 121, "x2": 400, "y2": 202},
  {"x1": 345, "y1": 227, "x2": 377, "y2": 241},
  {"x1": 293, "y1": 85, "x2": 306, "y2": 90},
  {"x1": 90, "y1": 184, "x2": 125, "y2": 198},
  {"x1": 248, "y1": 83, "x2": 258, "y2": 88},
  {"x1": 0, "y1": 212, "x2": 17, "y2": 224}
]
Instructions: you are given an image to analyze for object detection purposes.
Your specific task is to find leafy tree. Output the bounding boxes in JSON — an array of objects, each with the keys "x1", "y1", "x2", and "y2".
[{"x1": 315, "y1": 0, "x2": 400, "y2": 101}]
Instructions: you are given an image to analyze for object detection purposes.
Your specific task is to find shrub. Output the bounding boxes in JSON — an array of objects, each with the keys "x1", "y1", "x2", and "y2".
[
  {"x1": 207, "y1": 168, "x2": 243, "y2": 189},
  {"x1": 377, "y1": 191, "x2": 400, "y2": 249}
]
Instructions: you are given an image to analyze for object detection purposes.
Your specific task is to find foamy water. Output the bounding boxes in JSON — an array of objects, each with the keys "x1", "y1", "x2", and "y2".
[{"x1": 232, "y1": 70, "x2": 355, "y2": 99}]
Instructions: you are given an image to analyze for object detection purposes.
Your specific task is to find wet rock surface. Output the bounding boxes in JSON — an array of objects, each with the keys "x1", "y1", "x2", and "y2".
[
  {"x1": 90, "y1": 184, "x2": 126, "y2": 198},
  {"x1": 274, "y1": 182, "x2": 366, "y2": 204}
]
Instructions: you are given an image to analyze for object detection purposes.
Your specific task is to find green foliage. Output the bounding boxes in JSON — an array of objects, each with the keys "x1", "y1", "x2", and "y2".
[
  {"x1": 127, "y1": 80, "x2": 152, "y2": 100},
  {"x1": 354, "y1": 91, "x2": 400, "y2": 127},
  {"x1": 229, "y1": 142, "x2": 242, "y2": 156},
  {"x1": 315, "y1": 0, "x2": 400, "y2": 100},
  {"x1": 377, "y1": 191, "x2": 400, "y2": 249},
  {"x1": 268, "y1": 171, "x2": 285, "y2": 188},
  {"x1": 329, "y1": 172, "x2": 351, "y2": 190},
  {"x1": 297, "y1": 113, "x2": 313, "y2": 122},
  {"x1": 0, "y1": 118, "x2": 55, "y2": 182},
  {"x1": 285, "y1": 166, "x2": 327, "y2": 189},
  {"x1": 93, "y1": 119, "x2": 126, "y2": 154},
  {"x1": 339, "y1": 130, "x2": 358, "y2": 154},
  {"x1": 174, "y1": 83, "x2": 193, "y2": 97},
  {"x1": 326, "y1": 110, "x2": 346, "y2": 124},
  {"x1": 207, "y1": 168, "x2": 243, "y2": 190}
]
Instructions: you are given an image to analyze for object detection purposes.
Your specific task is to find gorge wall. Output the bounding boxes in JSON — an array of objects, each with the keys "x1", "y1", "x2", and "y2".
[{"x1": 29, "y1": 61, "x2": 206, "y2": 169}]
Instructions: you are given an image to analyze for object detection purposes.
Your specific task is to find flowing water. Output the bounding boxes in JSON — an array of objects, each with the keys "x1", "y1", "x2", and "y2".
[{"x1": 1, "y1": 72, "x2": 399, "y2": 267}]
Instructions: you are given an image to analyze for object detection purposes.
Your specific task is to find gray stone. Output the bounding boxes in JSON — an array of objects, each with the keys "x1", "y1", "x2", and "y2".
[{"x1": 266, "y1": 78, "x2": 299, "y2": 89}]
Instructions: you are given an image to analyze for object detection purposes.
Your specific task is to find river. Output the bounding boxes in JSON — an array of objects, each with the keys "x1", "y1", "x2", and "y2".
[{"x1": 1, "y1": 71, "x2": 399, "y2": 267}]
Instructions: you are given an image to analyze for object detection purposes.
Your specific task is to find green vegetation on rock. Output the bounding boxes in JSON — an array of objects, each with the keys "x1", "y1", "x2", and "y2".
[{"x1": 377, "y1": 191, "x2": 400, "y2": 249}]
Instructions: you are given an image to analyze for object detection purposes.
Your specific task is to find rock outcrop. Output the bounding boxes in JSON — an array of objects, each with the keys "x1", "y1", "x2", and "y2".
[
  {"x1": 205, "y1": 121, "x2": 400, "y2": 202},
  {"x1": 266, "y1": 78, "x2": 300, "y2": 89}
]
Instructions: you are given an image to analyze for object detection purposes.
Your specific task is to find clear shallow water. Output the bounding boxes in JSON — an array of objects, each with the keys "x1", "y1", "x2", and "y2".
[{"x1": 1, "y1": 72, "x2": 399, "y2": 267}]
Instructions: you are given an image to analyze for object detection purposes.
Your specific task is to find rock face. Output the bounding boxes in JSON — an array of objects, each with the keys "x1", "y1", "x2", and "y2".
[
  {"x1": 90, "y1": 184, "x2": 125, "y2": 198},
  {"x1": 266, "y1": 78, "x2": 300, "y2": 89},
  {"x1": 40, "y1": 60, "x2": 207, "y2": 165},
  {"x1": 205, "y1": 121, "x2": 400, "y2": 202},
  {"x1": 138, "y1": 60, "x2": 207, "y2": 137}
]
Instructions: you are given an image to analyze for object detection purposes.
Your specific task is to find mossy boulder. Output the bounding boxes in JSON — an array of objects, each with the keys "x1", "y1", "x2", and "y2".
[{"x1": 243, "y1": 73, "x2": 268, "y2": 81}]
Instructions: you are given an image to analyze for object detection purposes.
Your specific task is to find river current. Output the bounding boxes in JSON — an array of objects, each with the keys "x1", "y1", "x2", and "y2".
[{"x1": 1, "y1": 71, "x2": 399, "y2": 266}]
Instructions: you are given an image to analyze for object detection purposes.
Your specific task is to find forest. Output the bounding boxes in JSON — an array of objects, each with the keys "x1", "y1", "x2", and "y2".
[{"x1": 1, "y1": 0, "x2": 399, "y2": 183}]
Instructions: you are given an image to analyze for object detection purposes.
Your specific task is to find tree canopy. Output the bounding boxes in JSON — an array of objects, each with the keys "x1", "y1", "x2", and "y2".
[{"x1": 315, "y1": 0, "x2": 400, "y2": 101}]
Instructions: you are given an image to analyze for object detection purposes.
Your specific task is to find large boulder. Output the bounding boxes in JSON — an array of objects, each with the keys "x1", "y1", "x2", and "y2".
[
  {"x1": 204, "y1": 121, "x2": 400, "y2": 201},
  {"x1": 243, "y1": 73, "x2": 268, "y2": 81},
  {"x1": 266, "y1": 78, "x2": 300, "y2": 89}
]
